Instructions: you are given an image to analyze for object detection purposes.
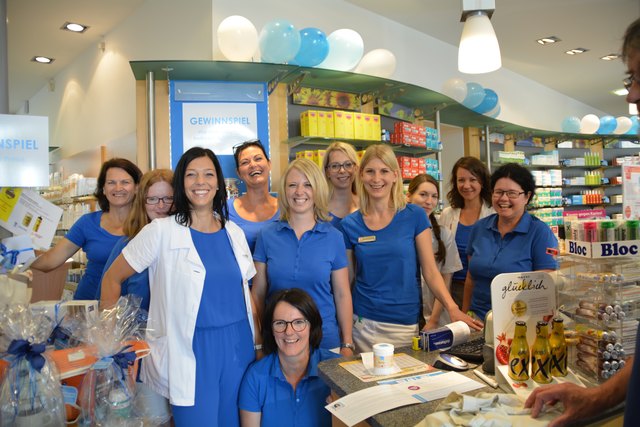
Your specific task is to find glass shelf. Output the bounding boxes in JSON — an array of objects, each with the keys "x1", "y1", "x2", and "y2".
[{"x1": 129, "y1": 60, "x2": 635, "y2": 140}]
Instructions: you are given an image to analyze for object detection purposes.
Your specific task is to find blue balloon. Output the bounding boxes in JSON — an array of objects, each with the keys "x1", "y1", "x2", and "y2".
[
  {"x1": 597, "y1": 115, "x2": 617, "y2": 134},
  {"x1": 291, "y1": 27, "x2": 329, "y2": 67},
  {"x1": 473, "y1": 88, "x2": 499, "y2": 114},
  {"x1": 462, "y1": 82, "x2": 485, "y2": 109},
  {"x1": 259, "y1": 19, "x2": 301, "y2": 64},
  {"x1": 561, "y1": 116, "x2": 581, "y2": 133},
  {"x1": 488, "y1": 105, "x2": 501, "y2": 119},
  {"x1": 628, "y1": 116, "x2": 639, "y2": 135}
]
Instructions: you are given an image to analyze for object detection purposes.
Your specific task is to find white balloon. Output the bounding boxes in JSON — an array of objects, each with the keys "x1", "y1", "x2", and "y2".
[
  {"x1": 217, "y1": 16, "x2": 258, "y2": 61},
  {"x1": 614, "y1": 116, "x2": 632, "y2": 134},
  {"x1": 354, "y1": 49, "x2": 397, "y2": 78},
  {"x1": 318, "y1": 29, "x2": 364, "y2": 71},
  {"x1": 442, "y1": 78, "x2": 467, "y2": 103},
  {"x1": 580, "y1": 114, "x2": 600, "y2": 134}
]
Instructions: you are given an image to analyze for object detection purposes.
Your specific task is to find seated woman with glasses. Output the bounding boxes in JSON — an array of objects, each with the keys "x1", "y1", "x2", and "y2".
[
  {"x1": 230, "y1": 139, "x2": 280, "y2": 253},
  {"x1": 239, "y1": 288, "x2": 340, "y2": 427},
  {"x1": 462, "y1": 163, "x2": 558, "y2": 320},
  {"x1": 322, "y1": 142, "x2": 360, "y2": 227},
  {"x1": 252, "y1": 158, "x2": 353, "y2": 355}
]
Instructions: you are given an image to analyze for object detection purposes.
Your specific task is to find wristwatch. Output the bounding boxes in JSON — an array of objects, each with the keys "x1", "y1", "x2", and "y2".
[{"x1": 340, "y1": 342, "x2": 356, "y2": 351}]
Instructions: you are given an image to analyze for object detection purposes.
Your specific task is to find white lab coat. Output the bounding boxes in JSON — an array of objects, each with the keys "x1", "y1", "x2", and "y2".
[{"x1": 122, "y1": 215, "x2": 256, "y2": 406}]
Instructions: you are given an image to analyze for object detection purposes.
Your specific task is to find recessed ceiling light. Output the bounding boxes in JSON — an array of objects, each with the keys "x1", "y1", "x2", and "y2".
[
  {"x1": 536, "y1": 36, "x2": 561, "y2": 45},
  {"x1": 613, "y1": 88, "x2": 628, "y2": 96},
  {"x1": 31, "y1": 56, "x2": 54, "y2": 64},
  {"x1": 61, "y1": 22, "x2": 89, "y2": 33},
  {"x1": 565, "y1": 48, "x2": 588, "y2": 55},
  {"x1": 601, "y1": 54, "x2": 620, "y2": 61}
]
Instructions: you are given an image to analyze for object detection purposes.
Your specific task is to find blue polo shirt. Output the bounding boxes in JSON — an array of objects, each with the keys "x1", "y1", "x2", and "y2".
[
  {"x1": 624, "y1": 324, "x2": 640, "y2": 426},
  {"x1": 340, "y1": 204, "x2": 430, "y2": 325},
  {"x1": 467, "y1": 212, "x2": 558, "y2": 319},
  {"x1": 254, "y1": 220, "x2": 347, "y2": 349},
  {"x1": 102, "y1": 236, "x2": 151, "y2": 310},
  {"x1": 227, "y1": 199, "x2": 280, "y2": 253},
  {"x1": 239, "y1": 348, "x2": 340, "y2": 427}
]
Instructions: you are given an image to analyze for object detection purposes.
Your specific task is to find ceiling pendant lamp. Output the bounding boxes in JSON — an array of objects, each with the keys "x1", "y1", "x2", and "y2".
[{"x1": 458, "y1": 0, "x2": 501, "y2": 74}]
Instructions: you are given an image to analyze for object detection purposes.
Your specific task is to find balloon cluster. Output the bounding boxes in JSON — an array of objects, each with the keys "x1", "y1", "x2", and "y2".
[
  {"x1": 441, "y1": 78, "x2": 501, "y2": 118},
  {"x1": 216, "y1": 16, "x2": 397, "y2": 78},
  {"x1": 561, "y1": 114, "x2": 639, "y2": 135}
]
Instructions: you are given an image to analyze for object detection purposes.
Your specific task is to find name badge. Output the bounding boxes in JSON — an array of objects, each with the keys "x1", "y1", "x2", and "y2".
[{"x1": 358, "y1": 235, "x2": 376, "y2": 243}]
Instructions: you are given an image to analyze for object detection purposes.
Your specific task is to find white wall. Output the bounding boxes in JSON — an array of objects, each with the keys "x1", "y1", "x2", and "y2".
[{"x1": 24, "y1": 0, "x2": 605, "y2": 168}]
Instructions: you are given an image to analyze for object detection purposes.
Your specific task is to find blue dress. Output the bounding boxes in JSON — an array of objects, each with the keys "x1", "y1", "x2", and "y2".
[
  {"x1": 339, "y1": 204, "x2": 430, "y2": 325},
  {"x1": 170, "y1": 228, "x2": 254, "y2": 427},
  {"x1": 101, "y1": 237, "x2": 150, "y2": 310},
  {"x1": 227, "y1": 199, "x2": 280, "y2": 253},
  {"x1": 65, "y1": 211, "x2": 122, "y2": 300},
  {"x1": 239, "y1": 348, "x2": 340, "y2": 427},
  {"x1": 253, "y1": 221, "x2": 347, "y2": 349}
]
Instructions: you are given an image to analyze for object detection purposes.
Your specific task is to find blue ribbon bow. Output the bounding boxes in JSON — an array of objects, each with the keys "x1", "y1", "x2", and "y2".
[
  {"x1": 7, "y1": 339, "x2": 46, "y2": 372},
  {"x1": 0, "y1": 243, "x2": 34, "y2": 269},
  {"x1": 111, "y1": 345, "x2": 136, "y2": 380}
]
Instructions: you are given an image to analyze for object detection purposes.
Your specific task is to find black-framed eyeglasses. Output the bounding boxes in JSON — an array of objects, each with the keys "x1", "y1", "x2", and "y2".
[
  {"x1": 232, "y1": 139, "x2": 263, "y2": 155},
  {"x1": 623, "y1": 75, "x2": 638, "y2": 91},
  {"x1": 492, "y1": 190, "x2": 525, "y2": 199},
  {"x1": 145, "y1": 196, "x2": 174, "y2": 205},
  {"x1": 272, "y1": 318, "x2": 308, "y2": 333},
  {"x1": 326, "y1": 161, "x2": 355, "y2": 172}
]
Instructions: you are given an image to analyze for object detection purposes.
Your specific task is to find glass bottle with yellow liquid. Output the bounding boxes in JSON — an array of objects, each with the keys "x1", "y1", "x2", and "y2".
[
  {"x1": 549, "y1": 318, "x2": 568, "y2": 377},
  {"x1": 508, "y1": 321, "x2": 530, "y2": 381},
  {"x1": 532, "y1": 321, "x2": 552, "y2": 384}
]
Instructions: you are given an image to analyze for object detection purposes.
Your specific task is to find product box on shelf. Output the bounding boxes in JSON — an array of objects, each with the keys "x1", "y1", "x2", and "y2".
[
  {"x1": 334, "y1": 110, "x2": 354, "y2": 139},
  {"x1": 353, "y1": 112, "x2": 365, "y2": 139},
  {"x1": 312, "y1": 150, "x2": 326, "y2": 168},
  {"x1": 320, "y1": 111, "x2": 335, "y2": 138},
  {"x1": 300, "y1": 110, "x2": 319, "y2": 137}
]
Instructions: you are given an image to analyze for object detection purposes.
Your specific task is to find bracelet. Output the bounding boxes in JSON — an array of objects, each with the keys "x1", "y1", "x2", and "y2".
[{"x1": 254, "y1": 344, "x2": 262, "y2": 350}]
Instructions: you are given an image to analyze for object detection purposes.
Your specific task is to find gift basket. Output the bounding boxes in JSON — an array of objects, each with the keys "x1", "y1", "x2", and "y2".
[
  {"x1": 0, "y1": 304, "x2": 65, "y2": 427},
  {"x1": 77, "y1": 295, "x2": 148, "y2": 427}
]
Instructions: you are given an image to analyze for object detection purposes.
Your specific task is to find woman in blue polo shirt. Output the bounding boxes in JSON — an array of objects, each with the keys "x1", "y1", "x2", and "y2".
[
  {"x1": 239, "y1": 288, "x2": 340, "y2": 427},
  {"x1": 339, "y1": 145, "x2": 481, "y2": 353},
  {"x1": 252, "y1": 158, "x2": 354, "y2": 356},
  {"x1": 462, "y1": 163, "x2": 558, "y2": 320}
]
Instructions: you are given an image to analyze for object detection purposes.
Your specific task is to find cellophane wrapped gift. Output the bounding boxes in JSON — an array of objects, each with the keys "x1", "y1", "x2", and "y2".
[
  {"x1": 0, "y1": 304, "x2": 65, "y2": 427},
  {"x1": 78, "y1": 295, "x2": 145, "y2": 427}
]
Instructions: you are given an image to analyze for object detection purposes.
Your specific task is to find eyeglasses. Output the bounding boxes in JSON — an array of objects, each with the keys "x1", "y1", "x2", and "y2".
[
  {"x1": 272, "y1": 318, "x2": 308, "y2": 333},
  {"x1": 232, "y1": 139, "x2": 264, "y2": 154},
  {"x1": 623, "y1": 75, "x2": 638, "y2": 91},
  {"x1": 326, "y1": 161, "x2": 355, "y2": 172},
  {"x1": 145, "y1": 196, "x2": 174, "y2": 205},
  {"x1": 492, "y1": 190, "x2": 525, "y2": 199}
]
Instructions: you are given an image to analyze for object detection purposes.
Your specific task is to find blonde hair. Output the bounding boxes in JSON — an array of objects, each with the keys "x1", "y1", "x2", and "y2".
[
  {"x1": 278, "y1": 158, "x2": 331, "y2": 223},
  {"x1": 124, "y1": 169, "x2": 174, "y2": 238},
  {"x1": 357, "y1": 144, "x2": 405, "y2": 216},
  {"x1": 322, "y1": 141, "x2": 359, "y2": 196}
]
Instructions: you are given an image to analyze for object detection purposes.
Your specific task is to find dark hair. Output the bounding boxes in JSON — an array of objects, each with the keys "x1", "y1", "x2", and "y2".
[
  {"x1": 172, "y1": 147, "x2": 228, "y2": 227},
  {"x1": 491, "y1": 163, "x2": 536, "y2": 204},
  {"x1": 94, "y1": 158, "x2": 143, "y2": 211},
  {"x1": 622, "y1": 18, "x2": 640, "y2": 62},
  {"x1": 262, "y1": 288, "x2": 323, "y2": 355},
  {"x1": 447, "y1": 156, "x2": 491, "y2": 208},
  {"x1": 407, "y1": 174, "x2": 446, "y2": 264},
  {"x1": 233, "y1": 139, "x2": 269, "y2": 169}
]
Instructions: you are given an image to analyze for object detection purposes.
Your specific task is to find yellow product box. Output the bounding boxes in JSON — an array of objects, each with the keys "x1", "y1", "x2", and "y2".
[
  {"x1": 313, "y1": 150, "x2": 326, "y2": 168},
  {"x1": 356, "y1": 150, "x2": 366, "y2": 161},
  {"x1": 334, "y1": 110, "x2": 354, "y2": 139},
  {"x1": 370, "y1": 114, "x2": 381, "y2": 141},
  {"x1": 316, "y1": 111, "x2": 335, "y2": 138},
  {"x1": 300, "y1": 110, "x2": 319, "y2": 137},
  {"x1": 299, "y1": 150, "x2": 314, "y2": 162},
  {"x1": 353, "y1": 112, "x2": 366, "y2": 140}
]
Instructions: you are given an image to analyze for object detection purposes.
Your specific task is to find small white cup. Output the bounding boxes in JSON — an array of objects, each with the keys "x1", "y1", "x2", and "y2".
[{"x1": 373, "y1": 343, "x2": 395, "y2": 375}]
